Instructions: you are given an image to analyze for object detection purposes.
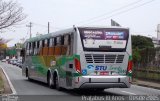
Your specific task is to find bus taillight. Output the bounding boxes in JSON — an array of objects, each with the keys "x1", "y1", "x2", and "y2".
[
  {"x1": 74, "y1": 58, "x2": 81, "y2": 73},
  {"x1": 127, "y1": 60, "x2": 133, "y2": 73},
  {"x1": 127, "y1": 60, "x2": 133, "y2": 83}
]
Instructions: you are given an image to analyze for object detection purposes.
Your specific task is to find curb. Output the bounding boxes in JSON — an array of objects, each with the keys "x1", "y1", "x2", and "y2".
[
  {"x1": 1, "y1": 66, "x2": 17, "y2": 95},
  {"x1": 132, "y1": 83, "x2": 160, "y2": 90}
]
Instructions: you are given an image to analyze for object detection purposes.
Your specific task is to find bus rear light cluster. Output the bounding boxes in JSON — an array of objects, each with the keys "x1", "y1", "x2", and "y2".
[
  {"x1": 74, "y1": 58, "x2": 81, "y2": 73},
  {"x1": 127, "y1": 60, "x2": 133, "y2": 83},
  {"x1": 127, "y1": 60, "x2": 133, "y2": 74}
]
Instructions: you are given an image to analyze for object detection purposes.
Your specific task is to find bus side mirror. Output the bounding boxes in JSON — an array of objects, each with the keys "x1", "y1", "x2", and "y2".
[{"x1": 20, "y1": 49, "x2": 25, "y2": 57}]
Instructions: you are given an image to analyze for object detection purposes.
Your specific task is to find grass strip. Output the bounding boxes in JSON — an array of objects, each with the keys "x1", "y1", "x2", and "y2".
[{"x1": 0, "y1": 72, "x2": 4, "y2": 93}]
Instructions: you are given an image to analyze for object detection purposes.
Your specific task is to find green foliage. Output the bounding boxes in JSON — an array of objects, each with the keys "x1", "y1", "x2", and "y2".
[
  {"x1": 133, "y1": 48, "x2": 141, "y2": 63},
  {"x1": 131, "y1": 35, "x2": 159, "y2": 81},
  {"x1": 132, "y1": 35, "x2": 155, "y2": 66},
  {"x1": 6, "y1": 49, "x2": 16, "y2": 56},
  {"x1": 132, "y1": 35, "x2": 154, "y2": 49},
  {"x1": 0, "y1": 73, "x2": 4, "y2": 92},
  {"x1": 140, "y1": 48, "x2": 156, "y2": 63}
]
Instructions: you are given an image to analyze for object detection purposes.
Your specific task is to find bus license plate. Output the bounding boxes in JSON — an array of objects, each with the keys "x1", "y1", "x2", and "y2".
[{"x1": 100, "y1": 71, "x2": 109, "y2": 75}]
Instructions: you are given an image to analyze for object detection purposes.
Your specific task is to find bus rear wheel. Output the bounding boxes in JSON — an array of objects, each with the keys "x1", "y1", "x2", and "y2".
[
  {"x1": 54, "y1": 74, "x2": 61, "y2": 90},
  {"x1": 48, "y1": 73, "x2": 54, "y2": 89}
]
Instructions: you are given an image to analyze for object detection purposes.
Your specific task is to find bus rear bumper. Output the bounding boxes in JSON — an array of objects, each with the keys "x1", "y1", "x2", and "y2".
[
  {"x1": 74, "y1": 76, "x2": 131, "y2": 89},
  {"x1": 80, "y1": 82, "x2": 128, "y2": 89}
]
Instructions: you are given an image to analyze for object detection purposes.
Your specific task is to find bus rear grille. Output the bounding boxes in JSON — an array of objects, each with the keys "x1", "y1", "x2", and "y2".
[{"x1": 85, "y1": 54, "x2": 124, "y2": 63}]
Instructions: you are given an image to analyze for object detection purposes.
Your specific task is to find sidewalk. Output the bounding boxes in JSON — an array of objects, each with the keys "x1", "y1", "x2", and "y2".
[
  {"x1": 132, "y1": 79, "x2": 160, "y2": 90},
  {"x1": 0, "y1": 67, "x2": 12, "y2": 94}
]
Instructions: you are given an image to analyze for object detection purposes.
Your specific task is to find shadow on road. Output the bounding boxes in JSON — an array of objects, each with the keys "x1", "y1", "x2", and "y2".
[{"x1": 25, "y1": 79, "x2": 119, "y2": 96}]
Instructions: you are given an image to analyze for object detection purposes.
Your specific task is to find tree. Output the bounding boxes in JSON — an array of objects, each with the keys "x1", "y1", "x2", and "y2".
[
  {"x1": 133, "y1": 48, "x2": 141, "y2": 65},
  {"x1": 132, "y1": 35, "x2": 154, "y2": 49},
  {"x1": 0, "y1": 37, "x2": 11, "y2": 48},
  {"x1": 0, "y1": 0, "x2": 26, "y2": 30},
  {"x1": 0, "y1": 37, "x2": 10, "y2": 59}
]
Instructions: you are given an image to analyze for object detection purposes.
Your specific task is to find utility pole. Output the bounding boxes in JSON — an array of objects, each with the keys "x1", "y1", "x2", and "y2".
[
  {"x1": 48, "y1": 22, "x2": 50, "y2": 33},
  {"x1": 26, "y1": 22, "x2": 32, "y2": 38},
  {"x1": 157, "y1": 24, "x2": 160, "y2": 40}
]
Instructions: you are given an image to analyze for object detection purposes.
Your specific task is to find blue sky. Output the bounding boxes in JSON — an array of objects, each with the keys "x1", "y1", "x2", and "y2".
[{"x1": 1, "y1": 0, "x2": 160, "y2": 46}]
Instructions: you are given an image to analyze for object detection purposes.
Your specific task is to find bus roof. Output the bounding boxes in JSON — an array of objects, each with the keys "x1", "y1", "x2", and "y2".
[
  {"x1": 25, "y1": 28, "x2": 74, "y2": 43},
  {"x1": 77, "y1": 25, "x2": 129, "y2": 29}
]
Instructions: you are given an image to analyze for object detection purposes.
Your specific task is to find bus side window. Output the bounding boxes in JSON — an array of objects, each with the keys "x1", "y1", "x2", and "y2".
[
  {"x1": 37, "y1": 41, "x2": 40, "y2": 55},
  {"x1": 47, "y1": 39, "x2": 50, "y2": 47},
  {"x1": 33, "y1": 41, "x2": 36, "y2": 55},
  {"x1": 31, "y1": 42, "x2": 35, "y2": 56},
  {"x1": 37, "y1": 41, "x2": 39, "y2": 48},
  {"x1": 39, "y1": 40, "x2": 43, "y2": 55},
  {"x1": 42, "y1": 40, "x2": 45, "y2": 47},
  {"x1": 68, "y1": 34, "x2": 72, "y2": 55},
  {"x1": 26, "y1": 43, "x2": 30, "y2": 56},
  {"x1": 42, "y1": 40, "x2": 45, "y2": 55},
  {"x1": 56, "y1": 36, "x2": 61, "y2": 46},
  {"x1": 68, "y1": 34, "x2": 71, "y2": 45},
  {"x1": 48, "y1": 38, "x2": 54, "y2": 55},
  {"x1": 34, "y1": 41, "x2": 37, "y2": 55},
  {"x1": 47, "y1": 39, "x2": 50, "y2": 56},
  {"x1": 44, "y1": 39, "x2": 48, "y2": 47},
  {"x1": 54, "y1": 37, "x2": 56, "y2": 46},
  {"x1": 42, "y1": 39, "x2": 48, "y2": 55},
  {"x1": 64, "y1": 35, "x2": 68, "y2": 45},
  {"x1": 39, "y1": 40, "x2": 42, "y2": 48},
  {"x1": 69, "y1": 33, "x2": 74, "y2": 55},
  {"x1": 54, "y1": 36, "x2": 61, "y2": 55},
  {"x1": 61, "y1": 35, "x2": 64, "y2": 45},
  {"x1": 62, "y1": 35, "x2": 69, "y2": 55},
  {"x1": 49, "y1": 38, "x2": 52, "y2": 47},
  {"x1": 29, "y1": 42, "x2": 32, "y2": 56}
]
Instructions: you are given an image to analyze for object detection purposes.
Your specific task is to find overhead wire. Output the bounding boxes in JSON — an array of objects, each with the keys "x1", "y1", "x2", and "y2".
[
  {"x1": 32, "y1": 22, "x2": 63, "y2": 30},
  {"x1": 82, "y1": 0, "x2": 156, "y2": 26},
  {"x1": 26, "y1": 0, "x2": 156, "y2": 35},
  {"x1": 72, "y1": 0, "x2": 144, "y2": 26}
]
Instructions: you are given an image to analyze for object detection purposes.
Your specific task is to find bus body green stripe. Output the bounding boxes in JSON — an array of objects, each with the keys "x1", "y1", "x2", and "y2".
[{"x1": 30, "y1": 54, "x2": 82, "y2": 78}]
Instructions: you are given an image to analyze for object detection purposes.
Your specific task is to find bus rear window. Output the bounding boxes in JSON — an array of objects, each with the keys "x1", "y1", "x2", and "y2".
[{"x1": 78, "y1": 28, "x2": 129, "y2": 52}]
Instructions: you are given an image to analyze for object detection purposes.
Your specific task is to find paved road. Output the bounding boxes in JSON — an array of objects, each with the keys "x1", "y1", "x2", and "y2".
[{"x1": 0, "y1": 62, "x2": 160, "y2": 96}]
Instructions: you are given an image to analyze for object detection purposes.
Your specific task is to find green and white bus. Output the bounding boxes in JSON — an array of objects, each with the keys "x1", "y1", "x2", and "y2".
[{"x1": 22, "y1": 26, "x2": 132, "y2": 91}]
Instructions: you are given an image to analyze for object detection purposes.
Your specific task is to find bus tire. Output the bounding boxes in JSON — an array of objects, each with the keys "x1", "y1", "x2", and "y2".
[
  {"x1": 54, "y1": 73, "x2": 61, "y2": 91},
  {"x1": 47, "y1": 72, "x2": 54, "y2": 89}
]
